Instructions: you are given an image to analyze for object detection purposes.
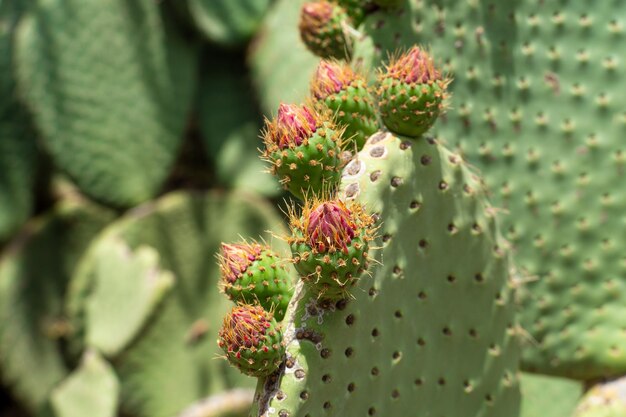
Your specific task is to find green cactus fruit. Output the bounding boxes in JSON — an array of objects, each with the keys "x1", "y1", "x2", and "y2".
[
  {"x1": 262, "y1": 103, "x2": 343, "y2": 200},
  {"x1": 219, "y1": 242, "x2": 293, "y2": 321},
  {"x1": 289, "y1": 198, "x2": 375, "y2": 301},
  {"x1": 251, "y1": 131, "x2": 520, "y2": 417},
  {"x1": 14, "y1": 0, "x2": 196, "y2": 207},
  {"x1": 218, "y1": 304, "x2": 285, "y2": 377},
  {"x1": 376, "y1": 46, "x2": 450, "y2": 137},
  {"x1": 299, "y1": 1, "x2": 352, "y2": 59},
  {"x1": 0, "y1": 197, "x2": 114, "y2": 412},
  {"x1": 311, "y1": 60, "x2": 378, "y2": 150},
  {"x1": 573, "y1": 378, "x2": 626, "y2": 417}
]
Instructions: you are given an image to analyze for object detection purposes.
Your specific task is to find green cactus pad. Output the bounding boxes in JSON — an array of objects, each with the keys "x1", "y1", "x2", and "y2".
[
  {"x1": 14, "y1": 0, "x2": 195, "y2": 207},
  {"x1": 0, "y1": 0, "x2": 38, "y2": 241},
  {"x1": 353, "y1": 0, "x2": 626, "y2": 381},
  {"x1": 46, "y1": 351, "x2": 119, "y2": 417},
  {"x1": 519, "y1": 373, "x2": 583, "y2": 417},
  {"x1": 573, "y1": 377, "x2": 626, "y2": 417},
  {"x1": 299, "y1": 1, "x2": 352, "y2": 59},
  {"x1": 68, "y1": 191, "x2": 292, "y2": 417},
  {"x1": 250, "y1": 131, "x2": 520, "y2": 416},
  {"x1": 198, "y1": 49, "x2": 278, "y2": 196},
  {"x1": 219, "y1": 305, "x2": 285, "y2": 377},
  {"x1": 186, "y1": 0, "x2": 272, "y2": 46},
  {"x1": 311, "y1": 61, "x2": 378, "y2": 150},
  {"x1": 85, "y1": 240, "x2": 175, "y2": 357},
  {"x1": 249, "y1": 0, "x2": 318, "y2": 114},
  {"x1": 0, "y1": 198, "x2": 114, "y2": 412},
  {"x1": 220, "y1": 243, "x2": 293, "y2": 322}
]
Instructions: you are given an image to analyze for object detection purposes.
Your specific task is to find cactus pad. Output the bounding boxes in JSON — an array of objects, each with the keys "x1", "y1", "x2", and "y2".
[
  {"x1": 219, "y1": 242, "x2": 293, "y2": 321},
  {"x1": 250, "y1": 131, "x2": 520, "y2": 416},
  {"x1": 519, "y1": 373, "x2": 583, "y2": 417},
  {"x1": 47, "y1": 351, "x2": 119, "y2": 417},
  {"x1": 0, "y1": 198, "x2": 114, "y2": 411},
  {"x1": 68, "y1": 191, "x2": 291, "y2": 417},
  {"x1": 353, "y1": 0, "x2": 626, "y2": 381},
  {"x1": 14, "y1": 0, "x2": 195, "y2": 206}
]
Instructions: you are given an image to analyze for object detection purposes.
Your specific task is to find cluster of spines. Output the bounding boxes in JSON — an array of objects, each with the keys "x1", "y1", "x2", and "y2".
[
  {"x1": 311, "y1": 60, "x2": 379, "y2": 151},
  {"x1": 218, "y1": 242, "x2": 293, "y2": 321},
  {"x1": 288, "y1": 197, "x2": 376, "y2": 301},
  {"x1": 217, "y1": 304, "x2": 285, "y2": 377},
  {"x1": 376, "y1": 46, "x2": 451, "y2": 137},
  {"x1": 262, "y1": 103, "x2": 343, "y2": 200}
]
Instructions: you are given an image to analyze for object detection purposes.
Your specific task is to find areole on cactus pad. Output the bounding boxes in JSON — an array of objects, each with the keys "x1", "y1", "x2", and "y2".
[
  {"x1": 218, "y1": 241, "x2": 294, "y2": 321},
  {"x1": 262, "y1": 102, "x2": 344, "y2": 200}
]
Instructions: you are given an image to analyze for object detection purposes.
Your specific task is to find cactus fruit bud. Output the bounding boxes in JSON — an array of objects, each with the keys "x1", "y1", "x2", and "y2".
[
  {"x1": 299, "y1": 1, "x2": 352, "y2": 59},
  {"x1": 311, "y1": 60, "x2": 378, "y2": 151},
  {"x1": 289, "y1": 197, "x2": 376, "y2": 301},
  {"x1": 218, "y1": 242, "x2": 294, "y2": 321},
  {"x1": 376, "y1": 46, "x2": 450, "y2": 137},
  {"x1": 262, "y1": 103, "x2": 343, "y2": 200},
  {"x1": 218, "y1": 304, "x2": 285, "y2": 377}
]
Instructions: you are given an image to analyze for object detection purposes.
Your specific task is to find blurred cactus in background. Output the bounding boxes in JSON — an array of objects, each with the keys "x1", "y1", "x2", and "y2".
[{"x1": 1, "y1": 0, "x2": 625, "y2": 417}]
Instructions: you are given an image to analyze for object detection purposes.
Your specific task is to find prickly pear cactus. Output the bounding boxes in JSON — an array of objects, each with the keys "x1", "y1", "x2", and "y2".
[
  {"x1": 14, "y1": 0, "x2": 196, "y2": 207},
  {"x1": 352, "y1": 0, "x2": 626, "y2": 381},
  {"x1": 250, "y1": 131, "x2": 521, "y2": 416},
  {"x1": 185, "y1": 0, "x2": 272, "y2": 46},
  {"x1": 0, "y1": 197, "x2": 114, "y2": 412},
  {"x1": 299, "y1": 1, "x2": 351, "y2": 59},
  {"x1": 219, "y1": 242, "x2": 293, "y2": 321},
  {"x1": 573, "y1": 377, "x2": 626, "y2": 417},
  {"x1": 519, "y1": 373, "x2": 582, "y2": 417},
  {"x1": 0, "y1": 0, "x2": 38, "y2": 241},
  {"x1": 67, "y1": 191, "x2": 293, "y2": 417},
  {"x1": 249, "y1": 0, "x2": 318, "y2": 114}
]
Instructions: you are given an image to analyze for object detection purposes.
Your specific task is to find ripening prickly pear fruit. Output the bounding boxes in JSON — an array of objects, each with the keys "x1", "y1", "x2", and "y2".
[
  {"x1": 299, "y1": 1, "x2": 352, "y2": 59},
  {"x1": 262, "y1": 103, "x2": 343, "y2": 200},
  {"x1": 311, "y1": 60, "x2": 378, "y2": 151},
  {"x1": 218, "y1": 242, "x2": 293, "y2": 321},
  {"x1": 218, "y1": 304, "x2": 285, "y2": 377},
  {"x1": 288, "y1": 197, "x2": 376, "y2": 301},
  {"x1": 376, "y1": 46, "x2": 450, "y2": 137}
]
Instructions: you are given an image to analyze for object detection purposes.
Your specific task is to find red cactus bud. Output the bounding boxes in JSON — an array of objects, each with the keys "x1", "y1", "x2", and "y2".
[
  {"x1": 387, "y1": 46, "x2": 441, "y2": 84},
  {"x1": 219, "y1": 305, "x2": 273, "y2": 353},
  {"x1": 311, "y1": 60, "x2": 357, "y2": 99},
  {"x1": 268, "y1": 103, "x2": 319, "y2": 149},
  {"x1": 306, "y1": 200, "x2": 357, "y2": 254},
  {"x1": 300, "y1": 1, "x2": 334, "y2": 38},
  {"x1": 219, "y1": 243, "x2": 263, "y2": 284}
]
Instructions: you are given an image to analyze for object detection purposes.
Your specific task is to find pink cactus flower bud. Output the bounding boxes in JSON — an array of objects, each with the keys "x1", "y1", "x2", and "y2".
[
  {"x1": 311, "y1": 60, "x2": 357, "y2": 99},
  {"x1": 387, "y1": 46, "x2": 441, "y2": 84},
  {"x1": 306, "y1": 200, "x2": 357, "y2": 254},
  {"x1": 219, "y1": 243, "x2": 263, "y2": 284}
]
